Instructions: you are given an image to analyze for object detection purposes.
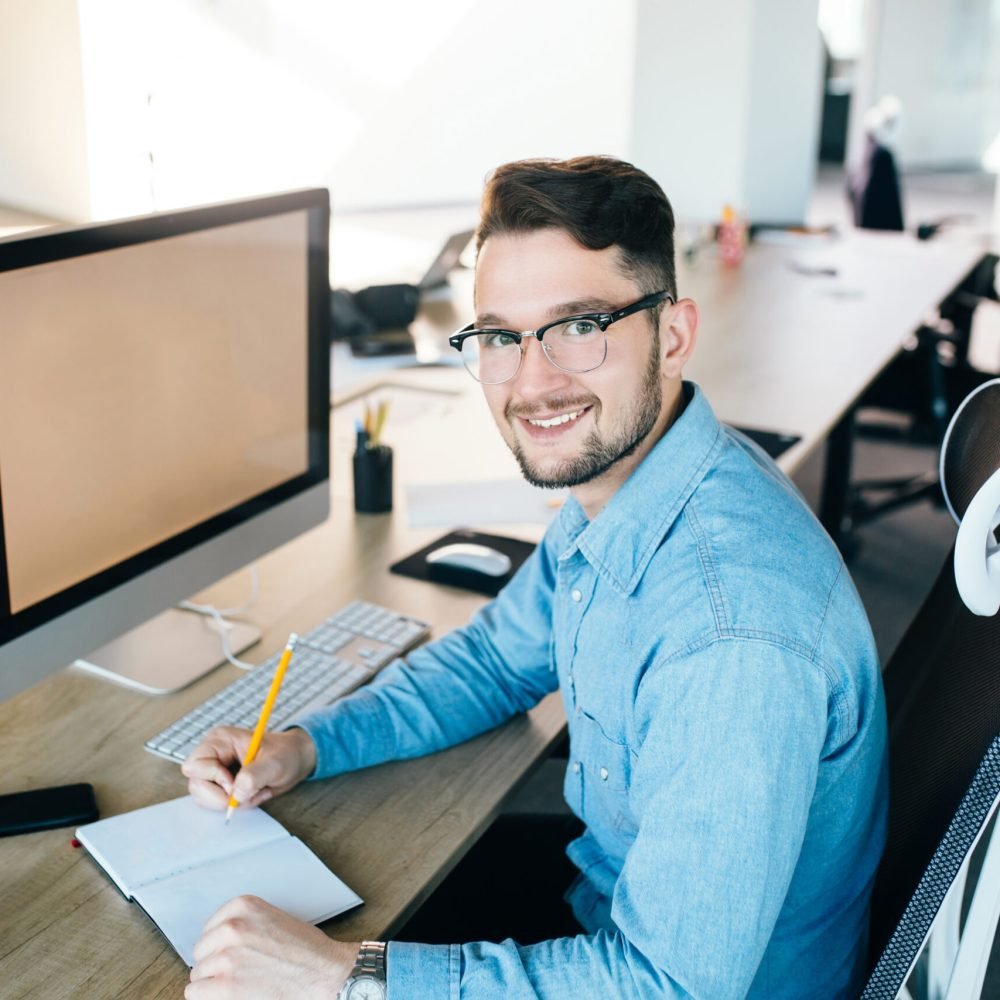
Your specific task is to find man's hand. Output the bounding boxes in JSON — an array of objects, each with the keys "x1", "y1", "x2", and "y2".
[
  {"x1": 185, "y1": 895, "x2": 357, "y2": 999},
  {"x1": 182, "y1": 726, "x2": 317, "y2": 811}
]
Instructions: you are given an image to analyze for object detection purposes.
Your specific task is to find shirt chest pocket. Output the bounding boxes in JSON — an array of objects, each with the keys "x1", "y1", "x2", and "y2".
[{"x1": 565, "y1": 710, "x2": 638, "y2": 842}]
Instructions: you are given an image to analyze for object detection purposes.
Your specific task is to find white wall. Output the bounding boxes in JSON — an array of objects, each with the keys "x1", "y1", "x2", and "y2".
[
  {"x1": 0, "y1": 0, "x2": 90, "y2": 219},
  {"x1": 631, "y1": 0, "x2": 754, "y2": 223},
  {"x1": 631, "y1": 0, "x2": 823, "y2": 224},
  {"x1": 850, "y1": 0, "x2": 1000, "y2": 170},
  {"x1": 744, "y1": 0, "x2": 825, "y2": 223},
  {"x1": 0, "y1": 0, "x2": 638, "y2": 220}
]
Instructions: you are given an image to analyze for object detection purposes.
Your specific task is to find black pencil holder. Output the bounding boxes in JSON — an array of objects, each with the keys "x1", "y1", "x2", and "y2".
[{"x1": 353, "y1": 444, "x2": 393, "y2": 513}]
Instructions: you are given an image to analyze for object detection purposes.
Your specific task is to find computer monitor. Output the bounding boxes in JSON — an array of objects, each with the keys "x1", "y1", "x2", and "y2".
[{"x1": 0, "y1": 189, "x2": 330, "y2": 700}]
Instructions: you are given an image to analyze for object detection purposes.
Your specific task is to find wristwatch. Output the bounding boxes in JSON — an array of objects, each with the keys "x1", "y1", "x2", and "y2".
[{"x1": 339, "y1": 941, "x2": 387, "y2": 999}]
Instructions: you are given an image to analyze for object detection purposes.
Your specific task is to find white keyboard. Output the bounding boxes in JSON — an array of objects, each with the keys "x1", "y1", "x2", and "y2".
[{"x1": 145, "y1": 600, "x2": 431, "y2": 763}]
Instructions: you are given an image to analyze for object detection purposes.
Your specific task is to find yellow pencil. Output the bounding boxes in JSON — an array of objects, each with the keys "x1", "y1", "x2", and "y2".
[
  {"x1": 225, "y1": 633, "x2": 299, "y2": 823},
  {"x1": 372, "y1": 399, "x2": 390, "y2": 445}
]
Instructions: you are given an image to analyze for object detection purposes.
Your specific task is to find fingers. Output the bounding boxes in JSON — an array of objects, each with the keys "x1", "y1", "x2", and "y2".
[
  {"x1": 182, "y1": 727, "x2": 249, "y2": 787},
  {"x1": 183, "y1": 728, "x2": 250, "y2": 809},
  {"x1": 199, "y1": 894, "x2": 269, "y2": 940},
  {"x1": 188, "y1": 777, "x2": 233, "y2": 811},
  {"x1": 241, "y1": 786, "x2": 274, "y2": 809},
  {"x1": 183, "y1": 728, "x2": 313, "y2": 810},
  {"x1": 229, "y1": 752, "x2": 287, "y2": 804}
]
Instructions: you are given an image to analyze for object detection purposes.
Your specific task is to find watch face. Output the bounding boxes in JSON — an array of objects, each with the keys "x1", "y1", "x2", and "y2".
[{"x1": 344, "y1": 973, "x2": 386, "y2": 1000}]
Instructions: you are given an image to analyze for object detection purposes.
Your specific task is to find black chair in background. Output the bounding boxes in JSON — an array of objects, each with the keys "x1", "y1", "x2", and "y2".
[
  {"x1": 841, "y1": 253, "x2": 999, "y2": 539},
  {"x1": 835, "y1": 93, "x2": 999, "y2": 539},
  {"x1": 849, "y1": 131, "x2": 905, "y2": 233},
  {"x1": 863, "y1": 379, "x2": 1000, "y2": 998}
]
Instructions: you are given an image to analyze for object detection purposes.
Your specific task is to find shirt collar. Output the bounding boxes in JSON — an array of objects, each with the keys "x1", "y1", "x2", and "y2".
[{"x1": 557, "y1": 381, "x2": 724, "y2": 596}]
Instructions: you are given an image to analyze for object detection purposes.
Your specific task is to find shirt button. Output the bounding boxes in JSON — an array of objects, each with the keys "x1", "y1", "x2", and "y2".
[
  {"x1": 599, "y1": 767, "x2": 609, "y2": 781},
  {"x1": 572, "y1": 761, "x2": 581, "y2": 774},
  {"x1": 571, "y1": 588, "x2": 582, "y2": 602}
]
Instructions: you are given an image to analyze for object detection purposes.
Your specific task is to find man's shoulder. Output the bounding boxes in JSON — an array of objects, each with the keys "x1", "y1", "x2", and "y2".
[{"x1": 665, "y1": 432, "x2": 868, "y2": 661}]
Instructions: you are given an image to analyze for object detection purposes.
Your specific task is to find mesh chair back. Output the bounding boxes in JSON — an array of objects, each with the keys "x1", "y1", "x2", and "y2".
[
  {"x1": 866, "y1": 378, "x2": 1000, "y2": 975},
  {"x1": 940, "y1": 378, "x2": 1000, "y2": 524},
  {"x1": 864, "y1": 736, "x2": 1000, "y2": 997}
]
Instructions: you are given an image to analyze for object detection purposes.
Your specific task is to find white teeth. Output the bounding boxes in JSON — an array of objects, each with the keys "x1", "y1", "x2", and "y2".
[{"x1": 527, "y1": 409, "x2": 585, "y2": 428}]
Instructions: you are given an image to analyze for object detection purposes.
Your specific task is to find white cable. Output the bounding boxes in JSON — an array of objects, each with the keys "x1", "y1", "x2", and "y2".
[{"x1": 176, "y1": 565, "x2": 260, "y2": 671}]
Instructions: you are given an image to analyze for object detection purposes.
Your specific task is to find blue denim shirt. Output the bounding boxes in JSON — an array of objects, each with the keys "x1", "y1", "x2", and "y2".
[{"x1": 298, "y1": 382, "x2": 888, "y2": 999}]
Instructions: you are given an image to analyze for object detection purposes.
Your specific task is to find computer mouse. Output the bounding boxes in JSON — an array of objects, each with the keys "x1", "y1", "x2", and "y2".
[{"x1": 424, "y1": 542, "x2": 512, "y2": 578}]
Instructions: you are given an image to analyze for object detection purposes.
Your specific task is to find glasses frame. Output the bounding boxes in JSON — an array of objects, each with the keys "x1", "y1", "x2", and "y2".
[{"x1": 448, "y1": 289, "x2": 674, "y2": 384}]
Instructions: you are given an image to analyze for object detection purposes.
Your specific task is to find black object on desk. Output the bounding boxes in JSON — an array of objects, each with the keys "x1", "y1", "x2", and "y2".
[
  {"x1": 729, "y1": 425, "x2": 801, "y2": 461},
  {"x1": 391, "y1": 529, "x2": 536, "y2": 597},
  {"x1": 354, "y1": 443, "x2": 393, "y2": 513},
  {"x1": 0, "y1": 782, "x2": 98, "y2": 837},
  {"x1": 349, "y1": 329, "x2": 416, "y2": 357}
]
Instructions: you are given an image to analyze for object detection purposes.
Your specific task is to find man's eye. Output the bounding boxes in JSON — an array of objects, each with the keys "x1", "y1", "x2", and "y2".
[
  {"x1": 563, "y1": 319, "x2": 600, "y2": 337},
  {"x1": 483, "y1": 331, "x2": 519, "y2": 349}
]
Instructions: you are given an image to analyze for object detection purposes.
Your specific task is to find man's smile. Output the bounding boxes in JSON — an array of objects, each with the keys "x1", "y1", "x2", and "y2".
[
  {"x1": 515, "y1": 404, "x2": 594, "y2": 440},
  {"x1": 525, "y1": 406, "x2": 591, "y2": 428}
]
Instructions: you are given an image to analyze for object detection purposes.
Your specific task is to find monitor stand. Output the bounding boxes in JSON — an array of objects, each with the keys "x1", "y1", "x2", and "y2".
[{"x1": 73, "y1": 608, "x2": 261, "y2": 694}]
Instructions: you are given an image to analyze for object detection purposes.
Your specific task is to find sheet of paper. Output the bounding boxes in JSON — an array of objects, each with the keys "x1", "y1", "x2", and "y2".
[
  {"x1": 77, "y1": 796, "x2": 285, "y2": 895},
  {"x1": 405, "y1": 478, "x2": 564, "y2": 528},
  {"x1": 134, "y1": 837, "x2": 363, "y2": 966}
]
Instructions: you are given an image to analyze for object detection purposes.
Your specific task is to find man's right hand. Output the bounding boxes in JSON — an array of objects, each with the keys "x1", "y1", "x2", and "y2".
[{"x1": 182, "y1": 726, "x2": 317, "y2": 812}]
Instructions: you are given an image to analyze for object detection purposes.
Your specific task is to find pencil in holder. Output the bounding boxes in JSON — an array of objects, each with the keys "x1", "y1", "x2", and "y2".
[{"x1": 353, "y1": 443, "x2": 393, "y2": 513}]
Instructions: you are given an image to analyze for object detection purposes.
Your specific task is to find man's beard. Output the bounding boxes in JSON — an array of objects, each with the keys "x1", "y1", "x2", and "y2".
[{"x1": 507, "y1": 335, "x2": 663, "y2": 489}]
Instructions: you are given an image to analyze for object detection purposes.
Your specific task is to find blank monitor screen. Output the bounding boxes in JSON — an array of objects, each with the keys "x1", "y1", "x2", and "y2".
[{"x1": 0, "y1": 189, "x2": 330, "y2": 698}]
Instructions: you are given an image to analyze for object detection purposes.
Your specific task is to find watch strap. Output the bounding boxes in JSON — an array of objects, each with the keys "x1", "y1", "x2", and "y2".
[{"x1": 352, "y1": 940, "x2": 387, "y2": 979}]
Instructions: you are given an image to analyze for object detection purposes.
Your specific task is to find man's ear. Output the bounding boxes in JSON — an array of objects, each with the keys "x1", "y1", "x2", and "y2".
[{"x1": 660, "y1": 298, "x2": 699, "y2": 378}]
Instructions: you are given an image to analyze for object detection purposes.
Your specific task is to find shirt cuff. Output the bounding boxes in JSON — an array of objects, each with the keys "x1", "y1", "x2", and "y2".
[
  {"x1": 387, "y1": 941, "x2": 456, "y2": 999},
  {"x1": 293, "y1": 688, "x2": 398, "y2": 780}
]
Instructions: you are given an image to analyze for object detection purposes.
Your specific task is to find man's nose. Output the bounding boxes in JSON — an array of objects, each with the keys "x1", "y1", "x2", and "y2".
[{"x1": 512, "y1": 336, "x2": 570, "y2": 394}]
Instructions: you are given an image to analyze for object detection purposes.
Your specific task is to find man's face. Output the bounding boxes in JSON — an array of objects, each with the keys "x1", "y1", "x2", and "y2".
[{"x1": 474, "y1": 228, "x2": 667, "y2": 491}]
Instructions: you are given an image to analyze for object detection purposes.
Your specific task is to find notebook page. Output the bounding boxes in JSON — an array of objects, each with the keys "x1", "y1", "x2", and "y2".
[
  {"x1": 76, "y1": 796, "x2": 286, "y2": 895},
  {"x1": 133, "y1": 836, "x2": 363, "y2": 966}
]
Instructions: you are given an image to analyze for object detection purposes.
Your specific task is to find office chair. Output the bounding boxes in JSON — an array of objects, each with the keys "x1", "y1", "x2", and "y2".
[
  {"x1": 863, "y1": 378, "x2": 1000, "y2": 998},
  {"x1": 844, "y1": 253, "x2": 999, "y2": 537}
]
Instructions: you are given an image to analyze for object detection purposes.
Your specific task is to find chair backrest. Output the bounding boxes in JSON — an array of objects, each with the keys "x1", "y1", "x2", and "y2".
[
  {"x1": 864, "y1": 379, "x2": 1000, "y2": 997},
  {"x1": 850, "y1": 134, "x2": 905, "y2": 232}
]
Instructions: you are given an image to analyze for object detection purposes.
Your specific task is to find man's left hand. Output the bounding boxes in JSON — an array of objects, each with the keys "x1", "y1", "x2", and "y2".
[{"x1": 185, "y1": 895, "x2": 358, "y2": 999}]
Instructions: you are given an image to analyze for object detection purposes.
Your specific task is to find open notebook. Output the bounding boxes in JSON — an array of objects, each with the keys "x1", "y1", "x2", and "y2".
[{"x1": 76, "y1": 796, "x2": 362, "y2": 966}]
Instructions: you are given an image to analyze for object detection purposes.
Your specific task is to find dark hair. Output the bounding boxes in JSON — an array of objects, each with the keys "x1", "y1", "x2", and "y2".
[{"x1": 476, "y1": 156, "x2": 677, "y2": 300}]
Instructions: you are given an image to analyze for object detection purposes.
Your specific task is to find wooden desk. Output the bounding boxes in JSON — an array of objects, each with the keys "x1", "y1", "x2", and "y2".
[
  {"x1": 0, "y1": 384, "x2": 563, "y2": 999},
  {"x1": 0, "y1": 227, "x2": 986, "y2": 998}
]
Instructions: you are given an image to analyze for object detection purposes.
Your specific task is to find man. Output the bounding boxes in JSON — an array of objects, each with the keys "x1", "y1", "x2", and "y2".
[{"x1": 183, "y1": 156, "x2": 888, "y2": 999}]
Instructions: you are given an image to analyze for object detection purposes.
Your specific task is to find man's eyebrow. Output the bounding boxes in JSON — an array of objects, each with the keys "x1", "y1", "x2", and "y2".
[
  {"x1": 548, "y1": 298, "x2": 618, "y2": 317},
  {"x1": 475, "y1": 298, "x2": 618, "y2": 329}
]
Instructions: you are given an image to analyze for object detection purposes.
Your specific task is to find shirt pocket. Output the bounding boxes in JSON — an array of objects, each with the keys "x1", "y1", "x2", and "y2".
[{"x1": 572, "y1": 710, "x2": 637, "y2": 847}]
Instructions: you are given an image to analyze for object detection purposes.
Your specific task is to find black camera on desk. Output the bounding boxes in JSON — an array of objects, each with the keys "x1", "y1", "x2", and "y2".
[
  {"x1": 330, "y1": 228, "x2": 475, "y2": 357},
  {"x1": 330, "y1": 284, "x2": 420, "y2": 357}
]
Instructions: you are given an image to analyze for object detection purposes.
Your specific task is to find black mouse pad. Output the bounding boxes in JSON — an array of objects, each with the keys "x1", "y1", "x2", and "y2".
[
  {"x1": 728, "y1": 425, "x2": 801, "y2": 460},
  {"x1": 390, "y1": 528, "x2": 536, "y2": 597}
]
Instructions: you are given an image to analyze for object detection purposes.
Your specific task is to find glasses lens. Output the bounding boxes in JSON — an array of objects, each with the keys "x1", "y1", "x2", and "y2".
[
  {"x1": 461, "y1": 332, "x2": 522, "y2": 384},
  {"x1": 542, "y1": 319, "x2": 607, "y2": 373}
]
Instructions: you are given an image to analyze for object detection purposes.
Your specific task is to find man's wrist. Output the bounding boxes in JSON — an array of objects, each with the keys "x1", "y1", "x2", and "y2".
[
  {"x1": 338, "y1": 940, "x2": 387, "y2": 998},
  {"x1": 288, "y1": 725, "x2": 318, "y2": 781}
]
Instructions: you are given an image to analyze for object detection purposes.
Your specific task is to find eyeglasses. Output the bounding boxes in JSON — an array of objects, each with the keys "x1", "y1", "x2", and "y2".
[{"x1": 448, "y1": 290, "x2": 673, "y2": 385}]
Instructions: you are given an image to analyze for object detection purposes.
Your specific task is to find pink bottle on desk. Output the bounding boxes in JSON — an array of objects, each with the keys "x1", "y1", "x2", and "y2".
[{"x1": 717, "y1": 204, "x2": 746, "y2": 266}]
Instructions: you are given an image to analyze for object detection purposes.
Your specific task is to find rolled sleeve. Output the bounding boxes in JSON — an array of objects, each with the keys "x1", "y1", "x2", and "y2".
[
  {"x1": 387, "y1": 941, "x2": 456, "y2": 999},
  {"x1": 295, "y1": 530, "x2": 562, "y2": 781}
]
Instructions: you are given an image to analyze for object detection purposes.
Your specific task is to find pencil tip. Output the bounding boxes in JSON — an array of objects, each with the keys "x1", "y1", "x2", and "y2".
[{"x1": 224, "y1": 806, "x2": 234, "y2": 824}]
